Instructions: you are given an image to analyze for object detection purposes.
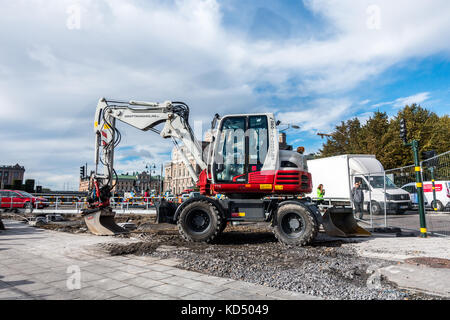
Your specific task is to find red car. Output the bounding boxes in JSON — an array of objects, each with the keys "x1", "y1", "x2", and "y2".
[{"x1": 0, "y1": 190, "x2": 48, "y2": 211}]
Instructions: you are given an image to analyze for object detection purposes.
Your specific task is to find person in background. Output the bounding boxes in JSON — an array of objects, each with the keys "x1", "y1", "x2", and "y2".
[
  {"x1": 144, "y1": 189, "x2": 150, "y2": 202},
  {"x1": 351, "y1": 181, "x2": 364, "y2": 219},
  {"x1": 317, "y1": 184, "x2": 325, "y2": 206}
]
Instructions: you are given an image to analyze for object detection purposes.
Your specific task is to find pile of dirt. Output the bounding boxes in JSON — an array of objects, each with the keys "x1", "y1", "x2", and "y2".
[{"x1": 38, "y1": 220, "x2": 88, "y2": 233}]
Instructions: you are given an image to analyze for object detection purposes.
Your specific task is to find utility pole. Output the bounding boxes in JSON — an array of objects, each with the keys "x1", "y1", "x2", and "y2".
[
  {"x1": 430, "y1": 167, "x2": 437, "y2": 211},
  {"x1": 400, "y1": 118, "x2": 427, "y2": 238},
  {"x1": 160, "y1": 163, "x2": 163, "y2": 197}
]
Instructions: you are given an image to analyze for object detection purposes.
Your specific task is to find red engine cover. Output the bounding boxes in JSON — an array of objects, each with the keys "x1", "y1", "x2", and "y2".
[{"x1": 200, "y1": 169, "x2": 312, "y2": 195}]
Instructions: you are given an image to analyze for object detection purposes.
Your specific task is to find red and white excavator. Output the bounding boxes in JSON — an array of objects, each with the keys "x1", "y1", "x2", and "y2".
[{"x1": 82, "y1": 98, "x2": 370, "y2": 245}]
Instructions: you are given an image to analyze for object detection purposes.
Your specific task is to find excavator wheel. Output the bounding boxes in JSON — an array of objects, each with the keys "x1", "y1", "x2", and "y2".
[
  {"x1": 177, "y1": 200, "x2": 222, "y2": 243},
  {"x1": 273, "y1": 203, "x2": 318, "y2": 246}
]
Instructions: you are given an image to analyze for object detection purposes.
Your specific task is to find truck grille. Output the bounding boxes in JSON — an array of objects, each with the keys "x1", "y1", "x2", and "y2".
[{"x1": 391, "y1": 194, "x2": 410, "y2": 201}]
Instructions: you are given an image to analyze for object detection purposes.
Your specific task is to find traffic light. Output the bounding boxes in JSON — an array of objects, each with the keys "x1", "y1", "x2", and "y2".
[
  {"x1": 421, "y1": 150, "x2": 437, "y2": 161},
  {"x1": 399, "y1": 118, "x2": 407, "y2": 143},
  {"x1": 80, "y1": 166, "x2": 85, "y2": 178}
]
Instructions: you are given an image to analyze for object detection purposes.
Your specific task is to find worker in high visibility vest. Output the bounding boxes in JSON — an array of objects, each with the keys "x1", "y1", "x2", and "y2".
[{"x1": 317, "y1": 184, "x2": 325, "y2": 205}]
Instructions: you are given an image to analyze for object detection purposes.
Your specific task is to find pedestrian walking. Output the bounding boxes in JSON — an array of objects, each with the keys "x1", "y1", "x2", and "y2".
[
  {"x1": 351, "y1": 181, "x2": 364, "y2": 219},
  {"x1": 317, "y1": 184, "x2": 325, "y2": 206}
]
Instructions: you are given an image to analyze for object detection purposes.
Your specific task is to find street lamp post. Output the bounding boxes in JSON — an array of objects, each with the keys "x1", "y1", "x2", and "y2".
[{"x1": 145, "y1": 163, "x2": 156, "y2": 195}]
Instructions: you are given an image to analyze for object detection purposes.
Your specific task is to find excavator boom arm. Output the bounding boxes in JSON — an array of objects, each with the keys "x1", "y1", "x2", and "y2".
[{"x1": 93, "y1": 98, "x2": 206, "y2": 189}]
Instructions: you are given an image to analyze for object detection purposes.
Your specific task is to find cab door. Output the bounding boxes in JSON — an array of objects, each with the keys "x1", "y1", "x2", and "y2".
[
  {"x1": 0, "y1": 191, "x2": 13, "y2": 209},
  {"x1": 211, "y1": 114, "x2": 273, "y2": 193},
  {"x1": 213, "y1": 116, "x2": 247, "y2": 184},
  {"x1": 11, "y1": 191, "x2": 24, "y2": 208}
]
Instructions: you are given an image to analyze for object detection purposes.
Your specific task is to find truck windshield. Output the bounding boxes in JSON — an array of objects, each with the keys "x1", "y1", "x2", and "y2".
[{"x1": 366, "y1": 175, "x2": 397, "y2": 189}]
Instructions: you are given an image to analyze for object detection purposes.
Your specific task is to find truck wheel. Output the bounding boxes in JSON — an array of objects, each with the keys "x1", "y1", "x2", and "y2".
[
  {"x1": 177, "y1": 200, "x2": 221, "y2": 243},
  {"x1": 369, "y1": 201, "x2": 382, "y2": 216},
  {"x1": 273, "y1": 203, "x2": 318, "y2": 246},
  {"x1": 431, "y1": 200, "x2": 444, "y2": 212}
]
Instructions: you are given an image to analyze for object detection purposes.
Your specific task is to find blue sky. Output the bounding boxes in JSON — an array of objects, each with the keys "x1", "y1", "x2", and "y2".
[{"x1": 0, "y1": 0, "x2": 449, "y2": 190}]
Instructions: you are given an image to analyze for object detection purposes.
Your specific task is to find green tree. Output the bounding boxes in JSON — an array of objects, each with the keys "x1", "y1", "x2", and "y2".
[
  {"x1": 318, "y1": 104, "x2": 449, "y2": 169},
  {"x1": 319, "y1": 118, "x2": 362, "y2": 156}
]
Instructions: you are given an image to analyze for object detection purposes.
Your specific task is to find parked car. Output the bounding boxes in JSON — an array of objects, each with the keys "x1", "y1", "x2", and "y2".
[
  {"x1": 401, "y1": 181, "x2": 450, "y2": 211},
  {"x1": 189, "y1": 192, "x2": 200, "y2": 199},
  {"x1": 0, "y1": 190, "x2": 48, "y2": 211},
  {"x1": 180, "y1": 193, "x2": 190, "y2": 202},
  {"x1": 165, "y1": 194, "x2": 176, "y2": 202},
  {"x1": 400, "y1": 183, "x2": 429, "y2": 209}
]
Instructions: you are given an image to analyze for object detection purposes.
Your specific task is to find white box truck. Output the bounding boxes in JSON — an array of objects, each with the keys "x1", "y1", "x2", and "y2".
[{"x1": 307, "y1": 154, "x2": 411, "y2": 215}]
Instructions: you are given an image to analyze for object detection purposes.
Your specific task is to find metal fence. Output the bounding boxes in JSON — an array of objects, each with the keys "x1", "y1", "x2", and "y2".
[
  {"x1": 0, "y1": 195, "x2": 177, "y2": 215},
  {"x1": 354, "y1": 151, "x2": 450, "y2": 236}
]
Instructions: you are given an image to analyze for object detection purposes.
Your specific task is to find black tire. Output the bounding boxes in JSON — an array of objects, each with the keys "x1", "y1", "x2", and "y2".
[
  {"x1": 177, "y1": 200, "x2": 221, "y2": 243},
  {"x1": 273, "y1": 203, "x2": 318, "y2": 246},
  {"x1": 369, "y1": 201, "x2": 382, "y2": 216},
  {"x1": 431, "y1": 200, "x2": 444, "y2": 212}
]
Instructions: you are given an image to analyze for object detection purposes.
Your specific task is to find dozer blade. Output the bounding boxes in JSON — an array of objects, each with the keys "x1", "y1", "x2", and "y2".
[
  {"x1": 81, "y1": 207, "x2": 129, "y2": 236},
  {"x1": 155, "y1": 200, "x2": 177, "y2": 224},
  {"x1": 322, "y1": 207, "x2": 371, "y2": 237}
]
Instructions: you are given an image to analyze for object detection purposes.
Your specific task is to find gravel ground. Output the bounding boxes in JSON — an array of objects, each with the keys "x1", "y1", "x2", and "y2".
[
  {"x1": 98, "y1": 221, "x2": 440, "y2": 300},
  {"x1": 4, "y1": 213, "x2": 441, "y2": 300}
]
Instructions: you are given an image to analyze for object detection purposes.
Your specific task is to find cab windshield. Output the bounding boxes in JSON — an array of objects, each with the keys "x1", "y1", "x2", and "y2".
[{"x1": 365, "y1": 175, "x2": 397, "y2": 189}]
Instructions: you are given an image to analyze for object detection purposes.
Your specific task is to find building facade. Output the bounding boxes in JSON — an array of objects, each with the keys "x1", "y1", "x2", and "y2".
[
  {"x1": 164, "y1": 141, "x2": 209, "y2": 195},
  {"x1": 79, "y1": 171, "x2": 162, "y2": 195},
  {"x1": 0, "y1": 164, "x2": 25, "y2": 189}
]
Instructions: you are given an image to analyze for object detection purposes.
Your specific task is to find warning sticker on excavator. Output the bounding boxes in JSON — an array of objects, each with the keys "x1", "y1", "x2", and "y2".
[
  {"x1": 231, "y1": 212, "x2": 245, "y2": 217},
  {"x1": 260, "y1": 184, "x2": 272, "y2": 190}
]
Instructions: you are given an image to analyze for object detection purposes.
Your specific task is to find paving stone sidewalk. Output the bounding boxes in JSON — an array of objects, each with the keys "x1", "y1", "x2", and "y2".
[{"x1": 0, "y1": 220, "x2": 319, "y2": 300}]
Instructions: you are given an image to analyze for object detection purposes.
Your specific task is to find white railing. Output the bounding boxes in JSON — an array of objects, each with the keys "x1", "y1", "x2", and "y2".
[{"x1": 0, "y1": 195, "x2": 187, "y2": 215}]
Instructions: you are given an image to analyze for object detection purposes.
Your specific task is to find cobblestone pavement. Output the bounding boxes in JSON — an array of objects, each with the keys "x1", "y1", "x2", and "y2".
[{"x1": 0, "y1": 220, "x2": 319, "y2": 300}]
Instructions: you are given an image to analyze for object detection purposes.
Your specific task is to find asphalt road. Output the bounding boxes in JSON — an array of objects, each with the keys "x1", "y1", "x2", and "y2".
[{"x1": 359, "y1": 210, "x2": 450, "y2": 236}]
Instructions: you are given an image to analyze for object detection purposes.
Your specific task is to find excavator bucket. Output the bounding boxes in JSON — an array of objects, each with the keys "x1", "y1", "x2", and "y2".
[
  {"x1": 155, "y1": 200, "x2": 178, "y2": 224},
  {"x1": 322, "y1": 207, "x2": 371, "y2": 237},
  {"x1": 81, "y1": 207, "x2": 129, "y2": 236}
]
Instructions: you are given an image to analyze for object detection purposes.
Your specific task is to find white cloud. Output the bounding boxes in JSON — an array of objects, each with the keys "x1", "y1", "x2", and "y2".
[
  {"x1": 393, "y1": 92, "x2": 430, "y2": 108},
  {"x1": 0, "y1": 0, "x2": 449, "y2": 189},
  {"x1": 371, "y1": 91, "x2": 431, "y2": 109},
  {"x1": 276, "y1": 99, "x2": 353, "y2": 133}
]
